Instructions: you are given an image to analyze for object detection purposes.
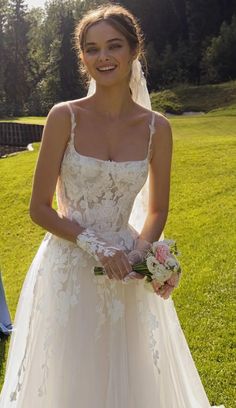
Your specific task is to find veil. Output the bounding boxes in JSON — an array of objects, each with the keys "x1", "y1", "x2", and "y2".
[{"x1": 87, "y1": 58, "x2": 164, "y2": 241}]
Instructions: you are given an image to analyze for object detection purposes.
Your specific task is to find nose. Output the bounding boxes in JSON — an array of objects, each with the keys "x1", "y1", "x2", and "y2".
[{"x1": 98, "y1": 48, "x2": 110, "y2": 62}]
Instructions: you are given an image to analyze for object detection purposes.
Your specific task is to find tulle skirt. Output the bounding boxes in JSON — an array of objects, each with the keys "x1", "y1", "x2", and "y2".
[{"x1": 0, "y1": 233, "x2": 224, "y2": 407}]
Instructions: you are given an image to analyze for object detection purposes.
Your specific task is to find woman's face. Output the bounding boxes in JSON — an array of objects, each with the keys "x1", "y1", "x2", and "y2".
[{"x1": 81, "y1": 20, "x2": 136, "y2": 87}]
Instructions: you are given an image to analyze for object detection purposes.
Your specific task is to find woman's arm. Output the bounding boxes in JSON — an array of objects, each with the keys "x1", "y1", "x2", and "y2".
[
  {"x1": 139, "y1": 112, "x2": 173, "y2": 243},
  {"x1": 29, "y1": 102, "x2": 84, "y2": 243},
  {"x1": 127, "y1": 114, "x2": 180, "y2": 295}
]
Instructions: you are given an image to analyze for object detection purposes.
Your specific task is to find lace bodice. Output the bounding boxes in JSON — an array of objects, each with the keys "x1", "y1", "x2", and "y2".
[{"x1": 56, "y1": 102, "x2": 156, "y2": 246}]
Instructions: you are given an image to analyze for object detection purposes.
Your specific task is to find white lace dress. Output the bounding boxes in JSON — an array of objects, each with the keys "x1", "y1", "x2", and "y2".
[{"x1": 0, "y1": 103, "x2": 224, "y2": 407}]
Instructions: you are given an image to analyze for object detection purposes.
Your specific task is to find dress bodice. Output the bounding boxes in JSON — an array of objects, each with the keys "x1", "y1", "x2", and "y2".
[{"x1": 56, "y1": 102, "x2": 156, "y2": 244}]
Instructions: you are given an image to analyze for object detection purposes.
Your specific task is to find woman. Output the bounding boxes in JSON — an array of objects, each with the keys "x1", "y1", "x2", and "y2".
[{"x1": 0, "y1": 4, "x2": 224, "y2": 407}]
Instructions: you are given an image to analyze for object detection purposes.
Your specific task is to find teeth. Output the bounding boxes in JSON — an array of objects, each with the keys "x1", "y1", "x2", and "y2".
[{"x1": 98, "y1": 66, "x2": 116, "y2": 71}]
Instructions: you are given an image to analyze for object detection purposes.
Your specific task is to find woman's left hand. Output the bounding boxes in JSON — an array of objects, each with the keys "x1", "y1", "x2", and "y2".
[
  {"x1": 125, "y1": 248, "x2": 146, "y2": 281},
  {"x1": 125, "y1": 236, "x2": 152, "y2": 281}
]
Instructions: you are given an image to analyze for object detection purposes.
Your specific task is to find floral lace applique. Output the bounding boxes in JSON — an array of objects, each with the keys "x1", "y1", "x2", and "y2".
[
  {"x1": 76, "y1": 227, "x2": 117, "y2": 261},
  {"x1": 56, "y1": 111, "x2": 149, "y2": 235},
  {"x1": 36, "y1": 241, "x2": 83, "y2": 397},
  {"x1": 137, "y1": 296, "x2": 161, "y2": 374}
]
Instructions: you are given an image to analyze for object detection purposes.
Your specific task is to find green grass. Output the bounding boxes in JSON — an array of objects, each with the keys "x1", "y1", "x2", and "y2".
[
  {"x1": 165, "y1": 109, "x2": 236, "y2": 407},
  {"x1": 0, "y1": 105, "x2": 235, "y2": 407},
  {"x1": 151, "y1": 80, "x2": 236, "y2": 114},
  {"x1": 0, "y1": 116, "x2": 46, "y2": 125}
]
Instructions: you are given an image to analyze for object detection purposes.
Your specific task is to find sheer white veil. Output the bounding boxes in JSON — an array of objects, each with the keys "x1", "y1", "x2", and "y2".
[{"x1": 87, "y1": 58, "x2": 164, "y2": 241}]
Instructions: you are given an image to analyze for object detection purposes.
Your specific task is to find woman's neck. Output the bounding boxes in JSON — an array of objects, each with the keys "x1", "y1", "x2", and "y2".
[{"x1": 90, "y1": 82, "x2": 135, "y2": 120}]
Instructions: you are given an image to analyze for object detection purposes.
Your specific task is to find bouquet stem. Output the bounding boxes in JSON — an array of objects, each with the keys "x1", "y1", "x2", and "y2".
[{"x1": 94, "y1": 262, "x2": 153, "y2": 282}]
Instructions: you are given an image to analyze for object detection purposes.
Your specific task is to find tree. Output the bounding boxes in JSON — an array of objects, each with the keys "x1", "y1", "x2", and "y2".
[
  {"x1": 1, "y1": 0, "x2": 236, "y2": 115},
  {"x1": 36, "y1": 0, "x2": 87, "y2": 113},
  {"x1": 119, "y1": 0, "x2": 188, "y2": 54},
  {"x1": 185, "y1": 0, "x2": 236, "y2": 83},
  {"x1": 4, "y1": 0, "x2": 30, "y2": 115},
  {"x1": 201, "y1": 15, "x2": 236, "y2": 83},
  {"x1": 26, "y1": 6, "x2": 47, "y2": 114},
  {"x1": 0, "y1": 0, "x2": 8, "y2": 117},
  {"x1": 58, "y1": 8, "x2": 82, "y2": 101},
  {"x1": 145, "y1": 41, "x2": 159, "y2": 91}
]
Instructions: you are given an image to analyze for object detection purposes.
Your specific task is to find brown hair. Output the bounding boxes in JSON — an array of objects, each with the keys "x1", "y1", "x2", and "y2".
[{"x1": 73, "y1": 2, "x2": 147, "y2": 87}]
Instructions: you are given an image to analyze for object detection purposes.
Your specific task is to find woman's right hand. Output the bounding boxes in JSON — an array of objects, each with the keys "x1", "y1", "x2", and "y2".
[
  {"x1": 97, "y1": 245, "x2": 133, "y2": 280},
  {"x1": 75, "y1": 227, "x2": 133, "y2": 280}
]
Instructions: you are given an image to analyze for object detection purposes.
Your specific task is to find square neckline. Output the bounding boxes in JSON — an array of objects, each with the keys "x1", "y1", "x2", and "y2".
[
  {"x1": 71, "y1": 144, "x2": 148, "y2": 164},
  {"x1": 67, "y1": 102, "x2": 156, "y2": 165}
]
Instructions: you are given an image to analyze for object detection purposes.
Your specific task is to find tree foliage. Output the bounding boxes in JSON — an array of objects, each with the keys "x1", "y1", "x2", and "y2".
[
  {"x1": 1, "y1": 0, "x2": 235, "y2": 116},
  {"x1": 0, "y1": 0, "x2": 8, "y2": 116},
  {"x1": 201, "y1": 15, "x2": 236, "y2": 83},
  {"x1": 4, "y1": 0, "x2": 30, "y2": 115}
]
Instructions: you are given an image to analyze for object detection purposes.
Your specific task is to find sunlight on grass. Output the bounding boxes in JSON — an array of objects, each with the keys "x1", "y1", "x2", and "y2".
[{"x1": 0, "y1": 116, "x2": 46, "y2": 125}]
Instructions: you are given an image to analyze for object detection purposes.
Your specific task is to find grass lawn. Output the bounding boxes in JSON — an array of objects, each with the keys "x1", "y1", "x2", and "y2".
[
  {"x1": 151, "y1": 80, "x2": 236, "y2": 114},
  {"x1": 0, "y1": 116, "x2": 46, "y2": 125},
  {"x1": 0, "y1": 106, "x2": 235, "y2": 407}
]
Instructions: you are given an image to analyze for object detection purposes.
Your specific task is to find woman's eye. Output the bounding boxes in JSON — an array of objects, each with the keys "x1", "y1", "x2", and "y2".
[
  {"x1": 110, "y1": 44, "x2": 121, "y2": 49},
  {"x1": 85, "y1": 44, "x2": 121, "y2": 53},
  {"x1": 86, "y1": 48, "x2": 97, "y2": 53}
]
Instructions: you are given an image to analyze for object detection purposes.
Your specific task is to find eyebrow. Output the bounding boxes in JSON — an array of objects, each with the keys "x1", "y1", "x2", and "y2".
[{"x1": 85, "y1": 38, "x2": 124, "y2": 46}]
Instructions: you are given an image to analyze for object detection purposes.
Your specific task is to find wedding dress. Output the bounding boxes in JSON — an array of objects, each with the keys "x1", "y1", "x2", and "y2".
[{"x1": 0, "y1": 102, "x2": 224, "y2": 407}]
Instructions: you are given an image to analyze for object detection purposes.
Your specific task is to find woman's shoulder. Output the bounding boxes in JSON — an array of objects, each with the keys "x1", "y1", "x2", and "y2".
[
  {"x1": 43, "y1": 101, "x2": 79, "y2": 142},
  {"x1": 46, "y1": 101, "x2": 71, "y2": 126},
  {"x1": 152, "y1": 110, "x2": 171, "y2": 130},
  {"x1": 49, "y1": 97, "x2": 89, "y2": 117},
  {"x1": 150, "y1": 110, "x2": 172, "y2": 154},
  {"x1": 135, "y1": 103, "x2": 170, "y2": 128}
]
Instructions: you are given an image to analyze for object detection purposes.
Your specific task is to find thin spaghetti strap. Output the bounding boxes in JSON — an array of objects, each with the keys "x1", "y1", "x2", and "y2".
[
  {"x1": 67, "y1": 102, "x2": 76, "y2": 141},
  {"x1": 147, "y1": 111, "x2": 156, "y2": 162}
]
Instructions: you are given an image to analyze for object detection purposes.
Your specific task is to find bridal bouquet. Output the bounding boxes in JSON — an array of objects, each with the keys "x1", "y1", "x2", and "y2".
[{"x1": 94, "y1": 239, "x2": 182, "y2": 291}]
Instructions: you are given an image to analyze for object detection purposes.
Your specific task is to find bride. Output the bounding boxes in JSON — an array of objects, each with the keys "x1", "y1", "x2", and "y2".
[{"x1": 0, "y1": 3, "x2": 225, "y2": 407}]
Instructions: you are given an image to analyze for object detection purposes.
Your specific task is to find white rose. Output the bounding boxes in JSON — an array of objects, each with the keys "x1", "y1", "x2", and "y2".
[
  {"x1": 146, "y1": 256, "x2": 160, "y2": 274},
  {"x1": 164, "y1": 256, "x2": 179, "y2": 272},
  {"x1": 146, "y1": 256, "x2": 172, "y2": 283},
  {"x1": 153, "y1": 264, "x2": 172, "y2": 283}
]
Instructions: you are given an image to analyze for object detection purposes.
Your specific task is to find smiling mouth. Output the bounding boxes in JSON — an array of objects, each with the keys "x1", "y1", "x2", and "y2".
[{"x1": 96, "y1": 66, "x2": 117, "y2": 73}]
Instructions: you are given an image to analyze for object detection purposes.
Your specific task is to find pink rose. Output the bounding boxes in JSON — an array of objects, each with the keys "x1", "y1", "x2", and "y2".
[{"x1": 155, "y1": 244, "x2": 171, "y2": 264}]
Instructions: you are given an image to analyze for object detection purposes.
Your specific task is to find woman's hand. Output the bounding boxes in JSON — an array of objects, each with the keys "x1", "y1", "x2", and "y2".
[
  {"x1": 152, "y1": 272, "x2": 181, "y2": 299},
  {"x1": 76, "y1": 227, "x2": 133, "y2": 280},
  {"x1": 98, "y1": 247, "x2": 133, "y2": 281},
  {"x1": 125, "y1": 236, "x2": 152, "y2": 281}
]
